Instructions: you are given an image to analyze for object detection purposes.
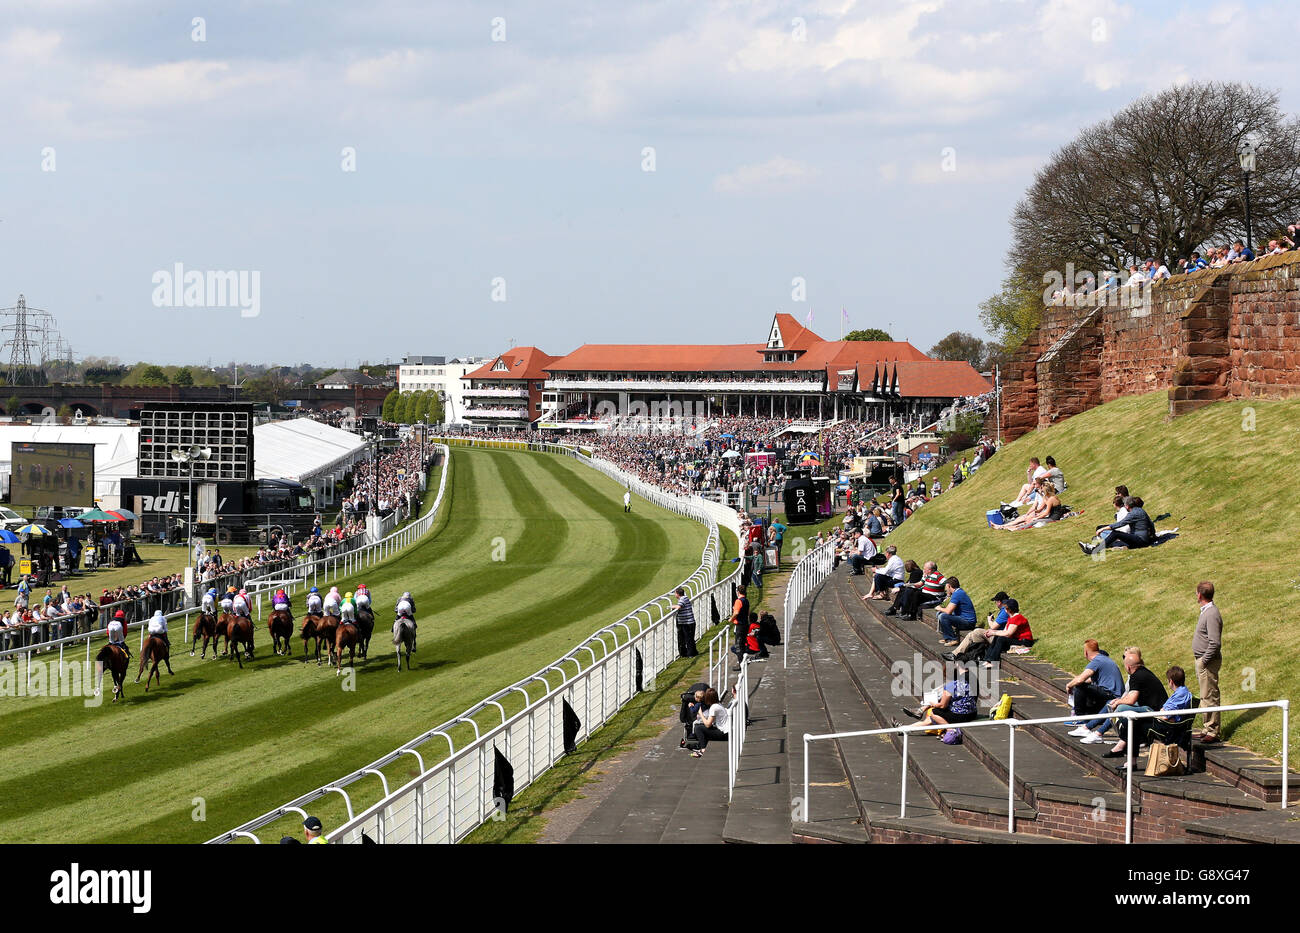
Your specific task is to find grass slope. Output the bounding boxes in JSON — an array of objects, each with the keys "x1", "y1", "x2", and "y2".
[
  {"x1": 0, "y1": 447, "x2": 705, "y2": 843},
  {"x1": 884, "y1": 390, "x2": 1297, "y2": 763}
]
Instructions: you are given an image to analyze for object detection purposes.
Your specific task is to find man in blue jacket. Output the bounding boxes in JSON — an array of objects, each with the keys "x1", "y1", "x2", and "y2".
[{"x1": 1080, "y1": 496, "x2": 1153, "y2": 555}]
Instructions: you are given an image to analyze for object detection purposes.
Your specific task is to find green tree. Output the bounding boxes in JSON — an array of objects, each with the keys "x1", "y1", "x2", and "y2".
[
  {"x1": 381, "y1": 389, "x2": 399, "y2": 422},
  {"x1": 7, "y1": 395, "x2": 20, "y2": 416},
  {"x1": 979, "y1": 271, "x2": 1044, "y2": 355},
  {"x1": 138, "y1": 365, "x2": 168, "y2": 386},
  {"x1": 844, "y1": 328, "x2": 892, "y2": 341},
  {"x1": 928, "y1": 331, "x2": 989, "y2": 369},
  {"x1": 174, "y1": 367, "x2": 194, "y2": 386}
]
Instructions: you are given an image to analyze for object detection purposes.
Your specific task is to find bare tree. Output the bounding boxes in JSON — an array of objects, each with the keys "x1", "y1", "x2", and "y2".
[{"x1": 1010, "y1": 81, "x2": 1300, "y2": 281}]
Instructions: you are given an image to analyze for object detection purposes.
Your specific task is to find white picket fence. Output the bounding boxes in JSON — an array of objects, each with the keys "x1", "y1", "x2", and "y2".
[{"x1": 207, "y1": 437, "x2": 743, "y2": 844}]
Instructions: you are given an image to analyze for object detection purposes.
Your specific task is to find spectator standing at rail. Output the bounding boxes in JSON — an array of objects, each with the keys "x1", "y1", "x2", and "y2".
[
  {"x1": 1192, "y1": 581, "x2": 1223, "y2": 743},
  {"x1": 675, "y1": 587, "x2": 698, "y2": 658}
]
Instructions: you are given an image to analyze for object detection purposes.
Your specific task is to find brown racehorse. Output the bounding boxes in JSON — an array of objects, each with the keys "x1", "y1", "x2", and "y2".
[
  {"x1": 95, "y1": 643, "x2": 129, "y2": 703},
  {"x1": 135, "y1": 634, "x2": 174, "y2": 690},
  {"x1": 215, "y1": 613, "x2": 234, "y2": 656},
  {"x1": 354, "y1": 607, "x2": 375, "y2": 658},
  {"x1": 268, "y1": 610, "x2": 294, "y2": 656},
  {"x1": 191, "y1": 612, "x2": 219, "y2": 659},
  {"x1": 226, "y1": 615, "x2": 255, "y2": 668},
  {"x1": 304, "y1": 614, "x2": 340, "y2": 666},
  {"x1": 334, "y1": 621, "x2": 360, "y2": 676},
  {"x1": 299, "y1": 613, "x2": 322, "y2": 661}
]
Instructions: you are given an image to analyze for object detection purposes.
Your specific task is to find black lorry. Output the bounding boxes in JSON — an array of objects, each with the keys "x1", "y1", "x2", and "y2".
[{"x1": 118, "y1": 477, "x2": 317, "y2": 545}]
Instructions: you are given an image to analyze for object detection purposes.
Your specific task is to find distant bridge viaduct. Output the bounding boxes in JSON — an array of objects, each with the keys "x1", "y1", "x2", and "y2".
[{"x1": 1, "y1": 384, "x2": 389, "y2": 419}]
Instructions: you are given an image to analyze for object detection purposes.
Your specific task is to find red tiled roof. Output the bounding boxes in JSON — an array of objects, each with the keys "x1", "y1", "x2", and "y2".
[
  {"x1": 544, "y1": 337, "x2": 929, "y2": 375},
  {"x1": 892, "y1": 360, "x2": 992, "y2": 398},
  {"x1": 463, "y1": 347, "x2": 556, "y2": 382}
]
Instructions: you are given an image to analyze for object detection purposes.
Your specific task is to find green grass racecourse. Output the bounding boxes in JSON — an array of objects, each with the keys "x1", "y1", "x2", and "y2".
[{"x1": 0, "y1": 447, "x2": 707, "y2": 843}]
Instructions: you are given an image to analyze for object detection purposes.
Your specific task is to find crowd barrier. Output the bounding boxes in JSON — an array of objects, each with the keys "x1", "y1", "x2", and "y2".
[
  {"x1": 0, "y1": 447, "x2": 450, "y2": 669},
  {"x1": 207, "y1": 438, "x2": 744, "y2": 844},
  {"x1": 780, "y1": 537, "x2": 837, "y2": 668}
]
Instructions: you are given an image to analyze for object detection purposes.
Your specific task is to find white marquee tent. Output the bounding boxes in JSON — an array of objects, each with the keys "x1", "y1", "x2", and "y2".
[{"x1": 252, "y1": 418, "x2": 369, "y2": 505}]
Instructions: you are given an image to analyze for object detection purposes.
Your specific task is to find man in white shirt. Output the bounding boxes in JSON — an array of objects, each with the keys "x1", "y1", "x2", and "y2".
[{"x1": 864, "y1": 545, "x2": 906, "y2": 600}]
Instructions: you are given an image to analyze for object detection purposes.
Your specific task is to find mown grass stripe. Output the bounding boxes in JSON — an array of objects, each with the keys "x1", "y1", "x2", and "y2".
[{"x1": 0, "y1": 447, "x2": 705, "y2": 842}]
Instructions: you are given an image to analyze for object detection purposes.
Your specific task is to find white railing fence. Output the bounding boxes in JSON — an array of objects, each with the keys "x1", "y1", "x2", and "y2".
[
  {"x1": 781, "y1": 537, "x2": 837, "y2": 668},
  {"x1": 727, "y1": 658, "x2": 750, "y2": 800},
  {"x1": 802, "y1": 700, "x2": 1289, "y2": 844},
  {"x1": 208, "y1": 437, "x2": 743, "y2": 844},
  {"x1": 0, "y1": 446, "x2": 452, "y2": 675}
]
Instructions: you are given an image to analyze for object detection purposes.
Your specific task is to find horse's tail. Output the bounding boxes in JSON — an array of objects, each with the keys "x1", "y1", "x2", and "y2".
[
  {"x1": 392, "y1": 620, "x2": 407, "y2": 646},
  {"x1": 95, "y1": 659, "x2": 104, "y2": 693}
]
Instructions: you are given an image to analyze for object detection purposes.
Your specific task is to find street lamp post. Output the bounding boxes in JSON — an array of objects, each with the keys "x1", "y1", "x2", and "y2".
[
  {"x1": 1239, "y1": 140, "x2": 1257, "y2": 255},
  {"x1": 1127, "y1": 219, "x2": 1141, "y2": 267}
]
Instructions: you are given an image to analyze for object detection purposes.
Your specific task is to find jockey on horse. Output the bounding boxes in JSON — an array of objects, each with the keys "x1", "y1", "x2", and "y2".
[
  {"x1": 323, "y1": 586, "x2": 341, "y2": 618},
  {"x1": 395, "y1": 592, "x2": 417, "y2": 653},
  {"x1": 146, "y1": 609, "x2": 170, "y2": 652},
  {"x1": 272, "y1": 587, "x2": 293, "y2": 621},
  {"x1": 106, "y1": 609, "x2": 131, "y2": 662},
  {"x1": 354, "y1": 584, "x2": 372, "y2": 614},
  {"x1": 201, "y1": 587, "x2": 218, "y2": 616},
  {"x1": 232, "y1": 588, "x2": 251, "y2": 621},
  {"x1": 305, "y1": 586, "x2": 323, "y2": 617}
]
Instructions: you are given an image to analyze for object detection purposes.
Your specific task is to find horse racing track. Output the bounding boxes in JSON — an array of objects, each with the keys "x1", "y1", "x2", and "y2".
[{"x1": 0, "y1": 447, "x2": 706, "y2": 842}]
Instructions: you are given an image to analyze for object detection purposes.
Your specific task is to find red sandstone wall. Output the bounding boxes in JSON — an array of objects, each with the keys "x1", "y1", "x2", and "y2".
[{"x1": 1000, "y1": 253, "x2": 1300, "y2": 440}]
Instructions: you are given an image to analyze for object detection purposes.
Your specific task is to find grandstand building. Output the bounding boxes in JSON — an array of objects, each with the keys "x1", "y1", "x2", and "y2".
[
  {"x1": 460, "y1": 347, "x2": 557, "y2": 428},
  {"x1": 462, "y1": 314, "x2": 990, "y2": 430}
]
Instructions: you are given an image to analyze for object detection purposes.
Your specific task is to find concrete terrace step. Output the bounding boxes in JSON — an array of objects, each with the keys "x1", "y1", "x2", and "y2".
[
  {"x1": 785, "y1": 587, "x2": 872, "y2": 841},
  {"x1": 847, "y1": 573, "x2": 1274, "y2": 823},
  {"x1": 1181, "y1": 807, "x2": 1300, "y2": 844},
  {"x1": 722, "y1": 645, "x2": 793, "y2": 844},
  {"x1": 811, "y1": 576, "x2": 1034, "y2": 826}
]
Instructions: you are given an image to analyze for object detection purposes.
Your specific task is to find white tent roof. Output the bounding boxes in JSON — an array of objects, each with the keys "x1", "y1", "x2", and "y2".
[
  {"x1": 0, "y1": 422, "x2": 140, "y2": 507},
  {"x1": 253, "y1": 419, "x2": 368, "y2": 486}
]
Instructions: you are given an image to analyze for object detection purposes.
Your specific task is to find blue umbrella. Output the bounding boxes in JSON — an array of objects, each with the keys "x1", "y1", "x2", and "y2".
[
  {"x1": 59, "y1": 518, "x2": 85, "y2": 529},
  {"x1": 0, "y1": 530, "x2": 18, "y2": 543}
]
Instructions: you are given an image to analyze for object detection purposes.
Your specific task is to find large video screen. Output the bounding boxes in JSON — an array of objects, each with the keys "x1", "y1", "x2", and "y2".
[{"x1": 10, "y1": 442, "x2": 95, "y2": 508}]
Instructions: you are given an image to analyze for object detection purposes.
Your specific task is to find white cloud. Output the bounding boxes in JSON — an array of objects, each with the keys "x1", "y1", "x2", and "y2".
[{"x1": 714, "y1": 156, "x2": 815, "y2": 194}]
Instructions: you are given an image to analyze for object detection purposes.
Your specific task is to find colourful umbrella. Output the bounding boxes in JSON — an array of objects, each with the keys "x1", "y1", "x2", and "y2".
[
  {"x1": 111, "y1": 507, "x2": 138, "y2": 520},
  {"x1": 0, "y1": 530, "x2": 19, "y2": 543},
  {"x1": 79, "y1": 509, "x2": 120, "y2": 522},
  {"x1": 15, "y1": 523, "x2": 50, "y2": 536}
]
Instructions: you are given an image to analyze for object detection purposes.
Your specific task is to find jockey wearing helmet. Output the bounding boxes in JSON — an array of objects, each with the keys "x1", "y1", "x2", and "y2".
[
  {"x1": 305, "y1": 586, "x2": 323, "y2": 616},
  {"x1": 323, "y1": 586, "x2": 341, "y2": 616},
  {"x1": 232, "y1": 589, "x2": 251, "y2": 619},
  {"x1": 106, "y1": 609, "x2": 131, "y2": 660},
  {"x1": 201, "y1": 587, "x2": 218, "y2": 615},
  {"x1": 395, "y1": 591, "x2": 417, "y2": 652},
  {"x1": 147, "y1": 609, "x2": 170, "y2": 650},
  {"x1": 354, "y1": 584, "x2": 371, "y2": 612},
  {"x1": 339, "y1": 592, "x2": 357, "y2": 624},
  {"x1": 220, "y1": 586, "x2": 236, "y2": 614},
  {"x1": 273, "y1": 588, "x2": 292, "y2": 618}
]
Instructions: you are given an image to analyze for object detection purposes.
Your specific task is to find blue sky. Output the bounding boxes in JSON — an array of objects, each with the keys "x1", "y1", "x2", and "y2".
[{"x1": 0, "y1": 0, "x2": 1291, "y2": 365}]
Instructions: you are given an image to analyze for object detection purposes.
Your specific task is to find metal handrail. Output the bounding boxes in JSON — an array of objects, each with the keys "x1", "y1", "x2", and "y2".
[{"x1": 802, "y1": 701, "x2": 1290, "y2": 844}]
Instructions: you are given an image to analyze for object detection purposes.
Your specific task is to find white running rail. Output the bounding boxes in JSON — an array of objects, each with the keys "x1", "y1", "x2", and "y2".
[
  {"x1": 208, "y1": 437, "x2": 743, "y2": 844},
  {"x1": 781, "y1": 537, "x2": 837, "y2": 668},
  {"x1": 0, "y1": 445, "x2": 452, "y2": 674}
]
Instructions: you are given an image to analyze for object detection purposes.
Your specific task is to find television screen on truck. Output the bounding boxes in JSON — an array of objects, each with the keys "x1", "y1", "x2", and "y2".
[{"x1": 11, "y1": 442, "x2": 96, "y2": 508}]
